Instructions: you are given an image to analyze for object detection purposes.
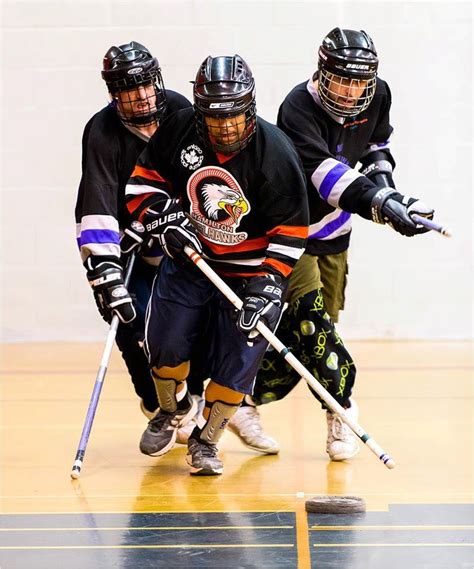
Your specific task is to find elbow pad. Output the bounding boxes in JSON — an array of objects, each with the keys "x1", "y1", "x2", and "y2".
[{"x1": 360, "y1": 159, "x2": 395, "y2": 189}]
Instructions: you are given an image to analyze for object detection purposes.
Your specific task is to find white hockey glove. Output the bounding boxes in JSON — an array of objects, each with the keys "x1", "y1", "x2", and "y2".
[{"x1": 371, "y1": 188, "x2": 434, "y2": 237}]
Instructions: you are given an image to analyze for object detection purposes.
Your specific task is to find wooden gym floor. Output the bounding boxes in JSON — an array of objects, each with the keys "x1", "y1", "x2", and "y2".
[{"x1": 0, "y1": 341, "x2": 473, "y2": 568}]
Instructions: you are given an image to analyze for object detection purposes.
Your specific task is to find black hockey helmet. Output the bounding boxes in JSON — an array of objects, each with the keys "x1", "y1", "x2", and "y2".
[
  {"x1": 317, "y1": 28, "x2": 378, "y2": 117},
  {"x1": 101, "y1": 41, "x2": 166, "y2": 126},
  {"x1": 193, "y1": 54, "x2": 257, "y2": 153}
]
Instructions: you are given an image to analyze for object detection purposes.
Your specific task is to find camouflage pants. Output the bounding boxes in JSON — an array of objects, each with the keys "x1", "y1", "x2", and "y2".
[{"x1": 252, "y1": 252, "x2": 356, "y2": 408}]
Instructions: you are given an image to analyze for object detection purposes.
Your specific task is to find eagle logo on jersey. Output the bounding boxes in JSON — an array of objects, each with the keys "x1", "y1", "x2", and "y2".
[
  {"x1": 180, "y1": 144, "x2": 204, "y2": 170},
  {"x1": 201, "y1": 184, "x2": 249, "y2": 224},
  {"x1": 187, "y1": 166, "x2": 250, "y2": 245}
]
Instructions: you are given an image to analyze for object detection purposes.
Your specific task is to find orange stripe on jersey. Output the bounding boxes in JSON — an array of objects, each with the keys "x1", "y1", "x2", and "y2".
[
  {"x1": 216, "y1": 270, "x2": 269, "y2": 278},
  {"x1": 127, "y1": 193, "x2": 152, "y2": 215},
  {"x1": 201, "y1": 235, "x2": 269, "y2": 255},
  {"x1": 262, "y1": 257, "x2": 293, "y2": 277},
  {"x1": 131, "y1": 165, "x2": 167, "y2": 183},
  {"x1": 266, "y1": 225, "x2": 308, "y2": 239}
]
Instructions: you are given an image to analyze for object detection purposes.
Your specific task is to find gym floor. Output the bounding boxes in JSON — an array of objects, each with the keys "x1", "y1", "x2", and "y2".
[{"x1": 1, "y1": 341, "x2": 473, "y2": 568}]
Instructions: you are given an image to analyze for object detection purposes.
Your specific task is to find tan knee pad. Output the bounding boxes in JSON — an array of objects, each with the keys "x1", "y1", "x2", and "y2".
[{"x1": 153, "y1": 361, "x2": 190, "y2": 381}]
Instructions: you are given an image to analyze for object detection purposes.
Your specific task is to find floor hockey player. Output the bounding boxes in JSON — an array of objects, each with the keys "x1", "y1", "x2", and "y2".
[
  {"x1": 124, "y1": 54, "x2": 309, "y2": 475},
  {"x1": 251, "y1": 28, "x2": 435, "y2": 461},
  {"x1": 75, "y1": 41, "x2": 193, "y2": 421}
]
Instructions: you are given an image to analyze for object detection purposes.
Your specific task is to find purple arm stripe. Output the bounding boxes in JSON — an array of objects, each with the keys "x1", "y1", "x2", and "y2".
[
  {"x1": 319, "y1": 163, "x2": 349, "y2": 200},
  {"x1": 310, "y1": 210, "x2": 351, "y2": 239},
  {"x1": 79, "y1": 229, "x2": 120, "y2": 246}
]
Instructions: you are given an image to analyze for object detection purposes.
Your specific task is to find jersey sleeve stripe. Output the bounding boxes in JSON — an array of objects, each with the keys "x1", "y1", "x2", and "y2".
[
  {"x1": 309, "y1": 210, "x2": 352, "y2": 239},
  {"x1": 131, "y1": 165, "x2": 167, "y2": 183},
  {"x1": 126, "y1": 193, "x2": 161, "y2": 216},
  {"x1": 126, "y1": 183, "x2": 170, "y2": 197},
  {"x1": 318, "y1": 162, "x2": 349, "y2": 200},
  {"x1": 79, "y1": 242, "x2": 121, "y2": 262},
  {"x1": 262, "y1": 257, "x2": 293, "y2": 277},
  {"x1": 78, "y1": 229, "x2": 120, "y2": 246},
  {"x1": 323, "y1": 169, "x2": 364, "y2": 207},
  {"x1": 266, "y1": 242, "x2": 305, "y2": 260},
  {"x1": 208, "y1": 256, "x2": 266, "y2": 266},
  {"x1": 266, "y1": 225, "x2": 308, "y2": 238},
  {"x1": 79, "y1": 214, "x2": 120, "y2": 232},
  {"x1": 312, "y1": 159, "x2": 364, "y2": 207}
]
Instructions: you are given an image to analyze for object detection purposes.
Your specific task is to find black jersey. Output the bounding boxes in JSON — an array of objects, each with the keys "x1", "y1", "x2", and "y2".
[
  {"x1": 75, "y1": 90, "x2": 191, "y2": 261},
  {"x1": 277, "y1": 78, "x2": 394, "y2": 255},
  {"x1": 125, "y1": 107, "x2": 309, "y2": 279}
]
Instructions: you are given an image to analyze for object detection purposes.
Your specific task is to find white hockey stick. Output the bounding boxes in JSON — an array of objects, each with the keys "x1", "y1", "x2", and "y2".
[
  {"x1": 184, "y1": 246, "x2": 395, "y2": 470},
  {"x1": 71, "y1": 251, "x2": 137, "y2": 479}
]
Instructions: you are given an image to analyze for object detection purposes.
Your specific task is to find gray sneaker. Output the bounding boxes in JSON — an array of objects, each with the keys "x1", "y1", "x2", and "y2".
[
  {"x1": 186, "y1": 430, "x2": 223, "y2": 476},
  {"x1": 139, "y1": 393, "x2": 197, "y2": 457}
]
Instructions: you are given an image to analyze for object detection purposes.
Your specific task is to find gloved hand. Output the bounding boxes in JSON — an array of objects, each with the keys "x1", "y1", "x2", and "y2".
[
  {"x1": 85, "y1": 256, "x2": 136, "y2": 324},
  {"x1": 143, "y1": 199, "x2": 202, "y2": 258},
  {"x1": 238, "y1": 274, "x2": 285, "y2": 346},
  {"x1": 120, "y1": 221, "x2": 149, "y2": 255},
  {"x1": 371, "y1": 188, "x2": 434, "y2": 237}
]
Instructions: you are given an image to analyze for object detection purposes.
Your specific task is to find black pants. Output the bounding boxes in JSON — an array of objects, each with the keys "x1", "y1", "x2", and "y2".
[{"x1": 115, "y1": 258, "x2": 205, "y2": 413}]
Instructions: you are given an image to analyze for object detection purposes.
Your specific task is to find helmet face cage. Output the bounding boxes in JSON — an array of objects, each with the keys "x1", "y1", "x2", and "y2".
[
  {"x1": 102, "y1": 42, "x2": 167, "y2": 127},
  {"x1": 193, "y1": 55, "x2": 257, "y2": 154},
  {"x1": 318, "y1": 69, "x2": 377, "y2": 117},
  {"x1": 195, "y1": 102, "x2": 256, "y2": 154},
  {"x1": 317, "y1": 28, "x2": 378, "y2": 118}
]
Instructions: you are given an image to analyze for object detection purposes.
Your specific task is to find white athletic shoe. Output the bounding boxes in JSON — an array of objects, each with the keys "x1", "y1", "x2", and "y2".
[
  {"x1": 139, "y1": 399, "x2": 158, "y2": 421},
  {"x1": 227, "y1": 405, "x2": 280, "y2": 454},
  {"x1": 176, "y1": 395, "x2": 205, "y2": 445},
  {"x1": 326, "y1": 399, "x2": 360, "y2": 461}
]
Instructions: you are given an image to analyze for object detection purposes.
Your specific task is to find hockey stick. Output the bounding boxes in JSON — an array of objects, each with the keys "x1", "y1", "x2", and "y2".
[
  {"x1": 70, "y1": 251, "x2": 137, "y2": 480},
  {"x1": 184, "y1": 246, "x2": 395, "y2": 470},
  {"x1": 411, "y1": 214, "x2": 452, "y2": 238}
]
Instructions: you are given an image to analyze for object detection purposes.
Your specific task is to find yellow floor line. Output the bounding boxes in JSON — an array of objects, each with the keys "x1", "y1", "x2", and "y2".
[
  {"x1": 0, "y1": 525, "x2": 293, "y2": 532},
  {"x1": 295, "y1": 500, "x2": 311, "y2": 569},
  {"x1": 310, "y1": 525, "x2": 474, "y2": 531},
  {"x1": 0, "y1": 543, "x2": 295, "y2": 550},
  {"x1": 314, "y1": 543, "x2": 474, "y2": 547}
]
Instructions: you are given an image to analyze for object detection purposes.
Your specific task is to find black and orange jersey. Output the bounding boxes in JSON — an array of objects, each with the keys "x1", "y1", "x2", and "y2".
[
  {"x1": 75, "y1": 90, "x2": 191, "y2": 262},
  {"x1": 125, "y1": 107, "x2": 309, "y2": 280},
  {"x1": 277, "y1": 77, "x2": 394, "y2": 255}
]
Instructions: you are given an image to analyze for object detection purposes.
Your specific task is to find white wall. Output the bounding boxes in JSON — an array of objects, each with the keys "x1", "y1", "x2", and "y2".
[{"x1": 1, "y1": 0, "x2": 472, "y2": 342}]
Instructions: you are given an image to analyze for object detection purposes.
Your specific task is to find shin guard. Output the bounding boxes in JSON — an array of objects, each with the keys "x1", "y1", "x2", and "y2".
[
  {"x1": 198, "y1": 400, "x2": 240, "y2": 445},
  {"x1": 152, "y1": 374, "x2": 188, "y2": 413}
]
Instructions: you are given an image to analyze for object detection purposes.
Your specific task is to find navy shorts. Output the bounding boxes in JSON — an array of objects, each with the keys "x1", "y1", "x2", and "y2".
[{"x1": 144, "y1": 257, "x2": 270, "y2": 395}]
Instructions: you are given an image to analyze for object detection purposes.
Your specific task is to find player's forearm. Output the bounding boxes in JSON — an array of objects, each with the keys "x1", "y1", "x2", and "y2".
[{"x1": 76, "y1": 214, "x2": 121, "y2": 262}]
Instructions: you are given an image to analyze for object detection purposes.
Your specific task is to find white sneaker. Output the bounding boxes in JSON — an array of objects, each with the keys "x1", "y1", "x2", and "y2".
[
  {"x1": 326, "y1": 399, "x2": 360, "y2": 461},
  {"x1": 176, "y1": 395, "x2": 204, "y2": 445},
  {"x1": 227, "y1": 405, "x2": 280, "y2": 454},
  {"x1": 139, "y1": 399, "x2": 158, "y2": 421}
]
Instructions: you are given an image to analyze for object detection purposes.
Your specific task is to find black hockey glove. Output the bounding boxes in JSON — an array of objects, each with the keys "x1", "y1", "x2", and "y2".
[
  {"x1": 238, "y1": 274, "x2": 285, "y2": 346},
  {"x1": 371, "y1": 188, "x2": 434, "y2": 237},
  {"x1": 143, "y1": 199, "x2": 202, "y2": 259},
  {"x1": 85, "y1": 256, "x2": 136, "y2": 325},
  {"x1": 120, "y1": 221, "x2": 150, "y2": 256}
]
